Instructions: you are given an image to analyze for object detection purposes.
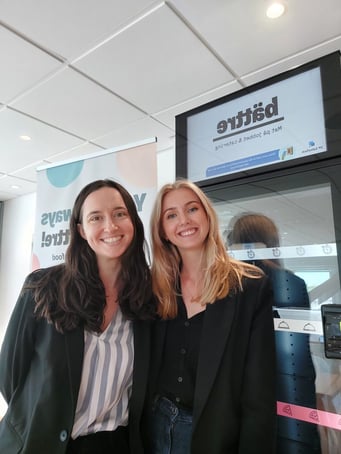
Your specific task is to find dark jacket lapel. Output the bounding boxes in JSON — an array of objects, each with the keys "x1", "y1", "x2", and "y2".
[
  {"x1": 193, "y1": 293, "x2": 236, "y2": 427},
  {"x1": 64, "y1": 327, "x2": 84, "y2": 410},
  {"x1": 130, "y1": 319, "x2": 152, "y2": 414}
]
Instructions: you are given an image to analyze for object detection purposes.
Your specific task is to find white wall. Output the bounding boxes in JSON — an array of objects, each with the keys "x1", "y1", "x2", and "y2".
[
  {"x1": 0, "y1": 147, "x2": 175, "y2": 417},
  {"x1": 0, "y1": 192, "x2": 36, "y2": 417},
  {"x1": 0, "y1": 193, "x2": 37, "y2": 341}
]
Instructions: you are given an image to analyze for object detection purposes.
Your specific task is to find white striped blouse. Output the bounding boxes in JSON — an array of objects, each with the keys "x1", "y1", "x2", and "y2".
[{"x1": 71, "y1": 307, "x2": 134, "y2": 439}]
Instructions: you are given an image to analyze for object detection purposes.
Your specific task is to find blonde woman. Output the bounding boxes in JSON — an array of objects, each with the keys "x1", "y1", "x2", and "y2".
[{"x1": 145, "y1": 180, "x2": 276, "y2": 454}]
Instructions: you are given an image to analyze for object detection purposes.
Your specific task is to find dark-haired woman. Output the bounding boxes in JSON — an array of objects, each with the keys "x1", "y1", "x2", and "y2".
[{"x1": 0, "y1": 179, "x2": 156, "y2": 454}]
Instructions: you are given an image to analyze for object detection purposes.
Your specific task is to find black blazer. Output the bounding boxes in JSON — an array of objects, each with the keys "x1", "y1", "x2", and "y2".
[
  {"x1": 0, "y1": 272, "x2": 151, "y2": 454},
  {"x1": 148, "y1": 275, "x2": 277, "y2": 454}
]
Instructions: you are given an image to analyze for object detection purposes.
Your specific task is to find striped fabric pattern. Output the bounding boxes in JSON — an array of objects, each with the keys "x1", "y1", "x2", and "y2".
[{"x1": 71, "y1": 308, "x2": 134, "y2": 439}]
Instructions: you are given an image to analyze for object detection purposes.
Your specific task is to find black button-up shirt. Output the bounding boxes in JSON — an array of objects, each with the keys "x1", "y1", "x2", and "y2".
[{"x1": 156, "y1": 296, "x2": 205, "y2": 410}]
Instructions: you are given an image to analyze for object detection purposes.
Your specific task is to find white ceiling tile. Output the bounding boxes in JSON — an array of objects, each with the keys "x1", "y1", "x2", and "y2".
[
  {"x1": 93, "y1": 116, "x2": 175, "y2": 152},
  {"x1": 241, "y1": 37, "x2": 341, "y2": 87},
  {"x1": 0, "y1": 26, "x2": 62, "y2": 104},
  {"x1": 170, "y1": 0, "x2": 341, "y2": 76},
  {"x1": 153, "y1": 80, "x2": 242, "y2": 129},
  {"x1": 0, "y1": 190, "x2": 19, "y2": 201},
  {"x1": 0, "y1": 0, "x2": 161, "y2": 60},
  {"x1": 0, "y1": 108, "x2": 83, "y2": 173},
  {"x1": 10, "y1": 67, "x2": 145, "y2": 139},
  {"x1": 73, "y1": 3, "x2": 234, "y2": 113},
  {"x1": 45, "y1": 142, "x2": 107, "y2": 164},
  {"x1": 0, "y1": 174, "x2": 37, "y2": 199},
  {"x1": 11, "y1": 161, "x2": 50, "y2": 182}
]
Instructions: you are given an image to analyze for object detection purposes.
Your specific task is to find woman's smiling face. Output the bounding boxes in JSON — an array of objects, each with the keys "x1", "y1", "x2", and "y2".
[
  {"x1": 78, "y1": 186, "x2": 134, "y2": 265},
  {"x1": 161, "y1": 187, "x2": 209, "y2": 253}
]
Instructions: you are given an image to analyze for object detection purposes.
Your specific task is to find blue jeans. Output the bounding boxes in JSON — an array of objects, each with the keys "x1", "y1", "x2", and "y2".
[{"x1": 148, "y1": 396, "x2": 193, "y2": 454}]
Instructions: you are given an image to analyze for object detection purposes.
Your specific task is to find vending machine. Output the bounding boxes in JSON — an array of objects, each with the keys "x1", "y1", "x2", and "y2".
[{"x1": 176, "y1": 51, "x2": 341, "y2": 453}]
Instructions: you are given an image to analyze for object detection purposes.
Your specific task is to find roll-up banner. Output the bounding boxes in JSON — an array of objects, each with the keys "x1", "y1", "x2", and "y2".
[{"x1": 32, "y1": 138, "x2": 157, "y2": 270}]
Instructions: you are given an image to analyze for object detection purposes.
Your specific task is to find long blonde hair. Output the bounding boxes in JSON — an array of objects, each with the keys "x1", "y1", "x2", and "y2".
[{"x1": 150, "y1": 180, "x2": 262, "y2": 319}]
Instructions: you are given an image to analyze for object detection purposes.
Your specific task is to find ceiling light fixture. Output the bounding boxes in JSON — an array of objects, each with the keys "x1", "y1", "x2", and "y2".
[
  {"x1": 20, "y1": 135, "x2": 31, "y2": 141},
  {"x1": 266, "y1": 1, "x2": 287, "y2": 19}
]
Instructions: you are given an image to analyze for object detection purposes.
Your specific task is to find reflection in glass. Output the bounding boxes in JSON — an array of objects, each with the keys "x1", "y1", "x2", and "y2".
[{"x1": 227, "y1": 212, "x2": 321, "y2": 453}]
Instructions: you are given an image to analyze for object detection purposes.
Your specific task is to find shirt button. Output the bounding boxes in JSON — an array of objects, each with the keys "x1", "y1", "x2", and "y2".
[
  {"x1": 180, "y1": 348, "x2": 186, "y2": 354},
  {"x1": 184, "y1": 321, "x2": 190, "y2": 327},
  {"x1": 178, "y1": 376, "x2": 183, "y2": 382},
  {"x1": 175, "y1": 397, "x2": 181, "y2": 403},
  {"x1": 59, "y1": 430, "x2": 68, "y2": 442}
]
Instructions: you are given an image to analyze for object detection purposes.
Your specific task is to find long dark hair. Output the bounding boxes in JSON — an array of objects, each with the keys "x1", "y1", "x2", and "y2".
[
  {"x1": 227, "y1": 212, "x2": 284, "y2": 269},
  {"x1": 29, "y1": 179, "x2": 155, "y2": 332}
]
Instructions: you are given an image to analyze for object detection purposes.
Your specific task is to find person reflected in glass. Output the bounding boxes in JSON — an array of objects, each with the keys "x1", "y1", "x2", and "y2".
[
  {"x1": 0, "y1": 179, "x2": 156, "y2": 454},
  {"x1": 145, "y1": 180, "x2": 277, "y2": 454},
  {"x1": 227, "y1": 212, "x2": 321, "y2": 454}
]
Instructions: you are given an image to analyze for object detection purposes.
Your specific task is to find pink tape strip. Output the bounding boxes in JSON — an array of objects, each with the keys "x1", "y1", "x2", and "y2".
[{"x1": 277, "y1": 401, "x2": 341, "y2": 431}]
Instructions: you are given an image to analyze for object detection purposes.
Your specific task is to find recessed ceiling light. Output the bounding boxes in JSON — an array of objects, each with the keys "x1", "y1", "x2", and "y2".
[
  {"x1": 20, "y1": 135, "x2": 31, "y2": 141},
  {"x1": 10, "y1": 184, "x2": 21, "y2": 189},
  {"x1": 266, "y1": 1, "x2": 286, "y2": 19}
]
